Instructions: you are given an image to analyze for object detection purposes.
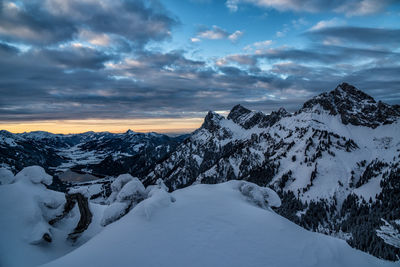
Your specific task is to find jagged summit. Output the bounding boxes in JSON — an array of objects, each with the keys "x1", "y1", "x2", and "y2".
[
  {"x1": 334, "y1": 83, "x2": 376, "y2": 102},
  {"x1": 275, "y1": 107, "x2": 289, "y2": 116},
  {"x1": 227, "y1": 104, "x2": 252, "y2": 122},
  {"x1": 301, "y1": 82, "x2": 400, "y2": 128},
  {"x1": 125, "y1": 129, "x2": 136, "y2": 135},
  {"x1": 200, "y1": 82, "x2": 399, "y2": 133},
  {"x1": 227, "y1": 104, "x2": 290, "y2": 130},
  {"x1": 201, "y1": 111, "x2": 224, "y2": 131}
]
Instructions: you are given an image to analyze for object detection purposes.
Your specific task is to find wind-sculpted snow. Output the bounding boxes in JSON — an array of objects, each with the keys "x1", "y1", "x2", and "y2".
[
  {"x1": 238, "y1": 181, "x2": 281, "y2": 209},
  {"x1": 43, "y1": 181, "x2": 396, "y2": 267},
  {"x1": 0, "y1": 166, "x2": 105, "y2": 267}
]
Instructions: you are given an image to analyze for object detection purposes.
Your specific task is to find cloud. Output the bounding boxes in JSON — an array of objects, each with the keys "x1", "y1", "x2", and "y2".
[
  {"x1": 2, "y1": 36, "x2": 399, "y2": 123},
  {"x1": 225, "y1": 0, "x2": 393, "y2": 16},
  {"x1": 194, "y1": 25, "x2": 243, "y2": 42},
  {"x1": 197, "y1": 25, "x2": 228, "y2": 40},
  {"x1": 228, "y1": 30, "x2": 244, "y2": 42},
  {"x1": 0, "y1": 0, "x2": 177, "y2": 46},
  {"x1": 190, "y1": 37, "x2": 201, "y2": 43},
  {"x1": 0, "y1": 1, "x2": 399, "y2": 124},
  {"x1": 309, "y1": 18, "x2": 345, "y2": 31},
  {"x1": 306, "y1": 26, "x2": 400, "y2": 46},
  {"x1": 244, "y1": 40, "x2": 273, "y2": 54},
  {"x1": 333, "y1": 0, "x2": 392, "y2": 16}
]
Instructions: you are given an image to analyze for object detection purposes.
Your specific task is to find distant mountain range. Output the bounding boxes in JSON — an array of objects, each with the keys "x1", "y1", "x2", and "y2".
[
  {"x1": 1, "y1": 83, "x2": 399, "y2": 260},
  {"x1": 0, "y1": 129, "x2": 187, "y2": 178}
]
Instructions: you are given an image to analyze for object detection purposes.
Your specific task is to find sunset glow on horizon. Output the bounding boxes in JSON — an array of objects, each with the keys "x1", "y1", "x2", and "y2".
[{"x1": 0, "y1": 118, "x2": 205, "y2": 134}]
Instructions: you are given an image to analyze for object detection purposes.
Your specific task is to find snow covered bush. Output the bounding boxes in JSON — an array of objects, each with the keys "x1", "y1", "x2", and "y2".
[
  {"x1": 101, "y1": 178, "x2": 175, "y2": 225},
  {"x1": 0, "y1": 166, "x2": 65, "y2": 246},
  {"x1": 0, "y1": 167, "x2": 14, "y2": 185},
  {"x1": 101, "y1": 174, "x2": 146, "y2": 226},
  {"x1": 238, "y1": 181, "x2": 281, "y2": 209},
  {"x1": 107, "y1": 174, "x2": 136, "y2": 203},
  {"x1": 15, "y1": 165, "x2": 53, "y2": 185}
]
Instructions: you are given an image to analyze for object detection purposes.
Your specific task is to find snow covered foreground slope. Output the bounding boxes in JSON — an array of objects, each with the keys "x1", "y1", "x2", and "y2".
[{"x1": 44, "y1": 181, "x2": 394, "y2": 267}]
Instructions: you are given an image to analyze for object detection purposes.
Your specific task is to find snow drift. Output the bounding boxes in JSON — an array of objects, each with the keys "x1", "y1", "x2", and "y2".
[
  {"x1": 0, "y1": 166, "x2": 105, "y2": 267},
  {"x1": 43, "y1": 181, "x2": 395, "y2": 267}
]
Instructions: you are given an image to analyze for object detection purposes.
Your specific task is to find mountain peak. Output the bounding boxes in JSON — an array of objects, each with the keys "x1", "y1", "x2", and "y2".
[
  {"x1": 301, "y1": 83, "x2": 400, "y2": 128},
  {"x1": 273, "y1": 107, "x2": 289, "y2": 117},
  {"x1": 227, "y1": 104, "x2": 252, "y2": 122},
  {"x1": 333, "y1": 82, "x2": 375, "y2": 103},
  {"x1": 201, "y1": 111, "x2": 224, "y2": 131},
  {"x1": 125, "y1": 129, "x2": 136, "y2": 135}
]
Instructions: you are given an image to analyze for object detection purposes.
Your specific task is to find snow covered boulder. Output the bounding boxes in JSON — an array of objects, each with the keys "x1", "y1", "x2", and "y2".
[
  {"x1": 0, "y1": 167, "x2": 15, "y2": 185},
  {"x1": 15, "y1": 166, "x2": 53, "y2": 185},
  {"x1": 101, "y1": 175, "x2": 146, "y2": 226},
  {"x1": 238, "y1": 181, "x2": 281, "y2": 209}
]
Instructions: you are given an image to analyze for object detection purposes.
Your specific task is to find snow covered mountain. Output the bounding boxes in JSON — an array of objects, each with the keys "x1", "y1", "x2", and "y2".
[
  {"x1": 1, "y1": 83, "x2": 399, "y2": 262},
  {"x1": 0, "y1": 166, "x2": 396, "y2": 267},
  {"x1": 0, "y1": 130, "x2": 187, "y2": 178},
  {"x1": 144, "y1": 83, "x2": 400, "y2": 260}
]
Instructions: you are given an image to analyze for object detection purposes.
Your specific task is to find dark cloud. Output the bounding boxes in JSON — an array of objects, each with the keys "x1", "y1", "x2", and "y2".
[
  {"x1": 222, "y1": 44, "x2": 400, "y2": 68},
  {"x1": 37, "y1": 46, "x2": 114, "y2": 70},
  {"x1": 0, "y1": 0, "x2": 177, "y2": 46},
  {"x1": 307, "y1": 26, "x2": 400, "y2": 46},
  {"x1": 226, "y1": 0, "x2": 394, "y2": 16},
  {"x1": 0, "y1": 42, "x2": 19, "y2": 55}
]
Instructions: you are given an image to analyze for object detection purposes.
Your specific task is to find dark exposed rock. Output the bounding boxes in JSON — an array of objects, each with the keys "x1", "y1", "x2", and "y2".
[
  {"x1": 42, "y1": 233, "x2": 52, "y2": 243},
  {"x1": 201, "y1": 111, "x2": 224, "y2": 132},
  {"x1": 227, "y1": 104, "x2": 289, "y2": 129},
  {"x1": 48, "y1": 192, "x2": 92, "y2": 242},
  {"x1": 67, "y1": 193, "x2": 93, "y2": 241},
  {"x1": 301, "y1": 83, "x2": 400, "y2": 128}
]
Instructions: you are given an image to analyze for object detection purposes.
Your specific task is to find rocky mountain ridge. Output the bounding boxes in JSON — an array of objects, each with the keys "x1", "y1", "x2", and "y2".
[{"x1": 144, "y1": 83, "x2": 400, "y2": 260}]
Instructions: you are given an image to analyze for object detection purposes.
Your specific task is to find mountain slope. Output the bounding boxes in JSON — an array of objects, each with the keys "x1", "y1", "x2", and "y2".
[
  {"x1": 43, "y1": 181, "x2": 395, "y2": 267},
  {"x1": 144, "y1": 83, "x2": 400, "y2": 260}
]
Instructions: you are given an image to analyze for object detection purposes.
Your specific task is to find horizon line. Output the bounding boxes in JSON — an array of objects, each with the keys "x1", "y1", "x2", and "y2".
[{"x1": 0, "y1": 117, "x2": 206, "y2": 135}]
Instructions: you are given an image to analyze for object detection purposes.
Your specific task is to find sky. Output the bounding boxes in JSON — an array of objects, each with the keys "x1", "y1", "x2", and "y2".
[{"x1": 0, "y1": 0, "x2": 399, "y2": 134}]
